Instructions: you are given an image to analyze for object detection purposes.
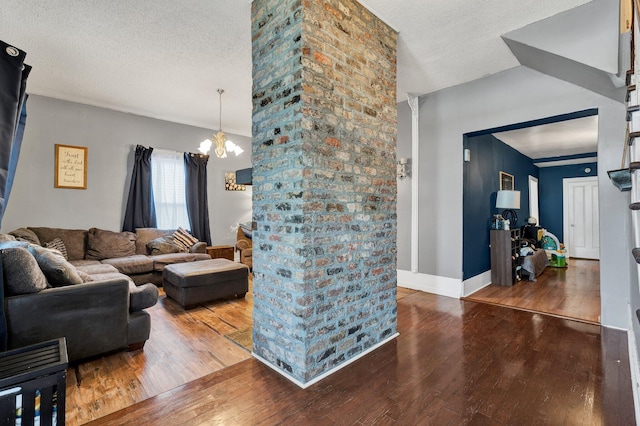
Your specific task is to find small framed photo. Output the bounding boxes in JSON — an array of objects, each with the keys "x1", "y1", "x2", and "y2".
[
  {"x1": 55, "y1": 144, "x2": 87, "y2": 189},
  {"x1": 500, "y1": 171, "x2": 514, "y2": 191},
  {"x1": 225, "y1": 172, "x2": 246, "y2": 191}
]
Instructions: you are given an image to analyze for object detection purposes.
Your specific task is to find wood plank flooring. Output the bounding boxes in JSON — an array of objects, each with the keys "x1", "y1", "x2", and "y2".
[
  {"x1": 465, "y1": 258, "x2": 601, "y2": 324},
  {"x1": 88, "y1": 290, "x2": 635, "y2": 425},
  {"x1": 65, "y1": 285, "x2": 254, "y2": 425}
]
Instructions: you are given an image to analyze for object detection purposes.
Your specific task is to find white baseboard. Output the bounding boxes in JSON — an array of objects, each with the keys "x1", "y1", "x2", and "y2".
[
  {"x1": 461, "y1": 270, "x2": 492, "y2": 297},
  {"x1": 627, "y1": 305, "x2": 640, "y2": 422},
  {"x1": 397, "y1": 269, "x2": 461, "y2": 299},
  {"x1": 252, "y1": 332, "x2": 399, "y2": 389}
]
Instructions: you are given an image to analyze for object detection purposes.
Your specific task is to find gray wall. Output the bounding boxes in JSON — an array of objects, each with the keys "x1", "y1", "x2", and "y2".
[
  {"x1": 397, "y1": 65, "x2": 629, "y2": 328},
  {"x1": 396, "y1": 101, "x2": 411, "y2": 271},
  {"x1": 3, "y1": 95, "x2": 252, "y2": 247}
]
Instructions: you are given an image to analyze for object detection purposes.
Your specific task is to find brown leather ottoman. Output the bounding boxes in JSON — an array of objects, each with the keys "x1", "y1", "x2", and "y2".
[{"x1": 162, "y1": 259, "x2": 249, "y2": 309}]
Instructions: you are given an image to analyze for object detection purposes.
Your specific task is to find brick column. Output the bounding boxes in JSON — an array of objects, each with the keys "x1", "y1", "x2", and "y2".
[{"x1": 251, "y1": 0, "x2": 397, "y2": 386}]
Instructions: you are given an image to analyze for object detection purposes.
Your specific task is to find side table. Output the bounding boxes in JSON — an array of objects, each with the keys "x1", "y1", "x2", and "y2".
[{"x1": 206, "y1": 245, "x2": 235, "y2": 261}]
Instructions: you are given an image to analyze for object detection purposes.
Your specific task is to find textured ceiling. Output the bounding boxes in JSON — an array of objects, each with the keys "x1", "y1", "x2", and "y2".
[
  {"x1": 1, "y1": 0, "x2": 591, "y2": 138},
  {"x1": 492, "y1": 115, "x2": 599, "y2": 160}
]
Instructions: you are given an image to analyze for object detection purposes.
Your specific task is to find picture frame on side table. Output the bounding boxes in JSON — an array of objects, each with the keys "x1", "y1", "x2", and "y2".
[
  {"x1": 499, "y1": 171, "x2": 514, "y2": 191},
  {"x1": 55, "y1": 144, "x2": 88, "y2": 189}
]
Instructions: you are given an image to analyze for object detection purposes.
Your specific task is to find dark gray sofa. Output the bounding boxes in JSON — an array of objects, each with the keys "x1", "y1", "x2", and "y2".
[
  {"x1": 5, "y1": 276, "x2": 149, "y2": 361},
  {"x1": 2, "y1": 226, "x2": 210, "y2": 362}
]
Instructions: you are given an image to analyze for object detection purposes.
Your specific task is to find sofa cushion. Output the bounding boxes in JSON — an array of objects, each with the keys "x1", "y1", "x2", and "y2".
[
  {"x1": 69, "y1": 259, "x2": 101, "y2": 267},
  {"x1": 27, "y1": 245, "x2": 83, "y2": 287},
  {"x1": 28, "y1": 228, "x2": 88, "y2": 261},
  {"x1": 173, "y1": 228, "x2": 198, "y2": 252},
  {"x1": 88, "y1": 271, "x2": 133, "y2": 284},
  {"x1": 135, "y1": 228, "x2": 173, "y2": 255},
  {"x1": 8, "y1": 228, "x2": 40, "y2": 245},
  {"x1": 101, "y1": 255, "x2": 154, "y2": 275},
  {"x1": 147, "y1": 236, "x2": 181, "y2": 255},
  {"x1": 86, "y1": 228, "x2": 136, "y2": 260},
  {"x1": 1, "y1": 247, "x2": 48, "y2": 296},
  {"x1": 74, "y1": 263, "x2": 120, "y2": 275},
  {"x1": 44, "y1": 238, "x2": 68, "y2": 260},
  {"x1": 150, "y1": 253, "x2": 212, "y2": 271}
]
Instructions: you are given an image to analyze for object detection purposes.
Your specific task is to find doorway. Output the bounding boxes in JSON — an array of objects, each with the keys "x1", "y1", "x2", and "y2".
[{"x1": 462, "y1": 109, "x2": 601, "y2": 324}]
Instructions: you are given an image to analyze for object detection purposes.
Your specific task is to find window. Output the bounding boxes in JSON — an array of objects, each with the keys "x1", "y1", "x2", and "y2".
[
  {"x1": 528, "y1": 175, "x2": 539, "y2": 225},
  {"x1": 151, "y1": 150, "x2": 190, "y2": 230}
]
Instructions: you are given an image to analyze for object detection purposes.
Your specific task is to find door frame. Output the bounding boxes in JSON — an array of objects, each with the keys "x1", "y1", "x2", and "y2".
[{"x1": 562, "y1": 176, "x2": 599, "y2": 259}]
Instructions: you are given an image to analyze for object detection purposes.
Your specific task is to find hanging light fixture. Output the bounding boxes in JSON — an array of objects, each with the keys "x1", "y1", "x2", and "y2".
[{"x1": 199, "y1": 89, "x2": 244, "y2": 158}]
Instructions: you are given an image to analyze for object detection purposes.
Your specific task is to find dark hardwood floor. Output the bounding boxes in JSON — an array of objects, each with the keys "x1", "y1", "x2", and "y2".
[
  {"x1": 88, "y1": 290, "x2": 635, "y2": 425},
  {"x1": 66, "y1": 286, "x2": 254, "y2": 425},
  {"x1": 465, "y1": 258, "x2": 601, "y2": 324}
]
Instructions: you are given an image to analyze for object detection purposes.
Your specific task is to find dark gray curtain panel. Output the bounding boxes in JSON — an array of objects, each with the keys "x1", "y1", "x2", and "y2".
[
  {"x1": 122, "y1": 145, "x2": 157, "y2": 232},
  {"x1": 184, "y1": 153, "x2": 211, "y2": 245},
  {"x1": 0, "y1": 40, "x2": 31, "y2": 227}
]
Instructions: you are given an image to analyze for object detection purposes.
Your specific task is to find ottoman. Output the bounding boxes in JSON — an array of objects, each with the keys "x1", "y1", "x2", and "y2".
[{"x1": 163, "y1": 259, "x2": 249, "y2": 309}]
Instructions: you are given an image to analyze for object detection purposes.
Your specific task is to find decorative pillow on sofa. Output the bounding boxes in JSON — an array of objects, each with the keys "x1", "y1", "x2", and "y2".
[
  {"x1": 0, "y1": 234, "x2": 16, "y2": 243},
  {"x1": 44, "y1": 238, "x2": 68, "y2": 260},
  {"x1": 27, "y1": 245, "x2": 83, "y2": 287},
  {"x1": 1, "y1": 247, "x2": 48, "y2": 296},
  {"x1": 147, "y1": 236, "x2": 181, "y2": 255},
  {"x1": 86, "y1": 228, "x2": 136, "y2": 260},
  {"x1": 173, "y1": 228, "x2": 198, "y2": 252},
  {"x1": 134, "y1": 228, "x2": 173, "y2": 255},
  {"x1": 8, "y1": 227, "x2": 40, "y2": 245},
  {"x1": 0, "y1": 240, "x2": 30, "y2": 250}
]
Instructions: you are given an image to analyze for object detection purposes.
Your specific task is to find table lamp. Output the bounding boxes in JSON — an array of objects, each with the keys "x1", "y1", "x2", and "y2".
[{"x1": 496, "y1": 190, "x2": 521, "y2": 227}]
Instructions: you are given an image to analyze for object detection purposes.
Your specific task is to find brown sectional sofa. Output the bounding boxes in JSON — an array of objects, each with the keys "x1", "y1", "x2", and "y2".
[
  {"x1": 27, "y1": 227, "x2": 211, "y2": 286},
  {"x1": 2, "y1": 226, "x2": 211, "y2": 362}
]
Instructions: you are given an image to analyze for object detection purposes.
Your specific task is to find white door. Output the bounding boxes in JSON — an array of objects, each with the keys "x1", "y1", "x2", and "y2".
[{"x1": 563, "y1": 177, "x2": 599, "y2": 259}]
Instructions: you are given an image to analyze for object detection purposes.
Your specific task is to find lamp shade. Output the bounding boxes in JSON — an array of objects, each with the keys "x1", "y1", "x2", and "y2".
[{"x1": 496, "y1": 190, "x2": 520, "y2": 209}]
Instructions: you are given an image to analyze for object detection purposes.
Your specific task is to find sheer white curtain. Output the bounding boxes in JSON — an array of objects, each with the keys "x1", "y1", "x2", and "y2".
[{"x1": 151, "y1": 149, "x2": 190, "y2": 230}]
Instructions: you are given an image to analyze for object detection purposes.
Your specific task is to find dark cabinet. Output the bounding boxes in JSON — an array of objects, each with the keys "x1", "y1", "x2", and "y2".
[{"x1": 490, "y1": 229, "x2": 520, "y2": 286}]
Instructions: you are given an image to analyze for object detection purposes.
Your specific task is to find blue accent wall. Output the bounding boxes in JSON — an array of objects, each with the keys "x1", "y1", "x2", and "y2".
[
  {"x1": 462, "y1": 134, "x2": 539, "y2": 280},
  {"x1": 538, "y1": 162, "x2": 598, "y2": 242}
]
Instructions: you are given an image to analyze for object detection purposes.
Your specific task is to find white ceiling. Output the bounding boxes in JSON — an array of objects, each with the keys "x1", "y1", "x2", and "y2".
[
  {"x1": 1, "y1": 0, "x2": 591, "y2": 140},
  {"x1": 492, "y1": 115, "x2": 599, "y2": 160}
]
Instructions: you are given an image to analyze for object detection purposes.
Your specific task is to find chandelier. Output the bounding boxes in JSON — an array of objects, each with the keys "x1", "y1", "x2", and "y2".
[{"x1": 199, "y1": 89, "x2": 243, "y2": 158}]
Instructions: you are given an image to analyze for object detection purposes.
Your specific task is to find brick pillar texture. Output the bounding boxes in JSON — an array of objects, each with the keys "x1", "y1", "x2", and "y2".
[{"x1": 251, "y1": 0, "x2": 397, "y2": 384}]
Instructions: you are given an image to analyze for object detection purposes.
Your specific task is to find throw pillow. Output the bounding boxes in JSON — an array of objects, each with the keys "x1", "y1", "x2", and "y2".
[
  {"x1": 0, "y1": 234, "x2": 16, "y2": 243},
  {"x1": 86, "y1": 228, "x2": 137, "y2": 260},
  {"x1": 172, "y1": 228, "x2": 198, "y2": 252},
  {"x1": 8, "y1": 228, "x2": 40, "y2": 245},
  {"x1": 44, "y1": 238, "x2": 68, "y2": 260},
  {"x1": 27, "y1": 245, "x2": 83, "y2": 287},
  {"x1": 0, "y1": 240, "x2": 29, "y2": 250},
  {"x1": 1, "y1": 247, "x2": 48, "y2": 295},
  {"x1": 146, "y1": 236, "x2": 181, "y2": 255},
  {"x1": 134, "y1": 228, "x2": 173, "y2": 255}
]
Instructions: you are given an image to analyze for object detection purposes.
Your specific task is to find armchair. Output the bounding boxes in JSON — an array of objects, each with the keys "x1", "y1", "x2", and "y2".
[{"x1": 236, "y1": 226, "x2": 252, "y2": 269}]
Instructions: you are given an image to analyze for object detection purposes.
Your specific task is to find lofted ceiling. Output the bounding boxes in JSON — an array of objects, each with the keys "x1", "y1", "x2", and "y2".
[{"x1": 2, "y1": 0, "x2": 592, "y2": 141}]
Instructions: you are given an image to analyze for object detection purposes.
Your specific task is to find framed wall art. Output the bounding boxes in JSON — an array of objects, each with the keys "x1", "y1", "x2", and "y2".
[
  {"x1": 55, "y1": 144, "x2": 87, "y2": 189},
  {"x1": 225, "y1": 172, "x2": 246, "y2": 191},
  {"x1": 499, "y1": 171, "x2": 514, "y2": 191}
]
